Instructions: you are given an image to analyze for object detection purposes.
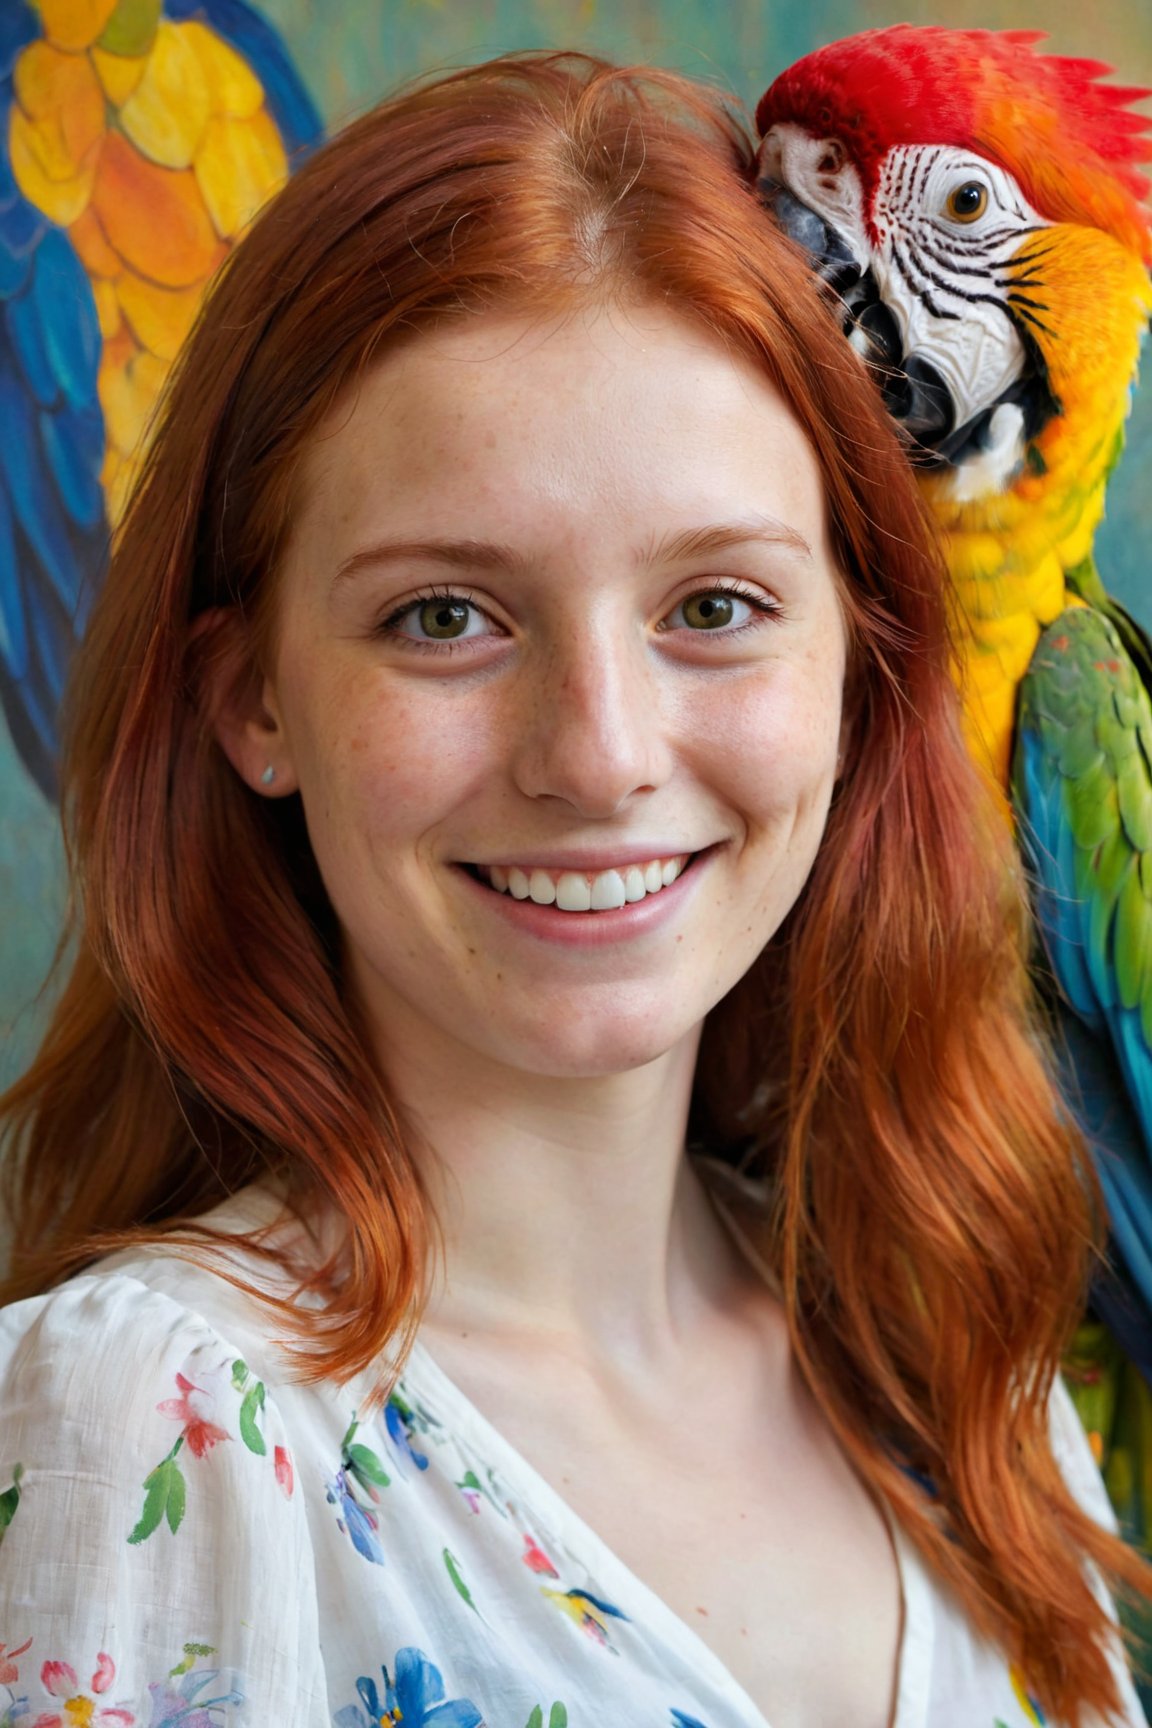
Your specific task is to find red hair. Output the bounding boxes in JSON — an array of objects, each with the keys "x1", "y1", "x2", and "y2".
[{"x1": 2, "y1": 53, "x2": 1147, "y2": 1721}]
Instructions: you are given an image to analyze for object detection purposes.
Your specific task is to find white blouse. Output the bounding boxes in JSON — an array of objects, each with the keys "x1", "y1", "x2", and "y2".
[{"x1": 0, "y1": 1182, "x2": 1144, "y2": 1728}]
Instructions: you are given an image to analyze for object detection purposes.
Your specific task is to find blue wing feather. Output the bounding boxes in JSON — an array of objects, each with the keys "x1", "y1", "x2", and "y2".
[
  {"x1": 0, "y1": 1, "x2": 36, "y2": 79},
  {"x1": 40, "y1": 402, "x2": 104, "y2": 531},
  {"x1": 0, "y1": 354, "x2": 85, "y2": 617},
  {"x1": 7, "y1": 273, "x2": 57, "y2": 408},
  {"x1": 1018, "y1": 728, "x2": 1103, "y2": 1025},
  {"x1": 0, "y1": 0, "x2": 108, "y2": 800},
  {"x1": 34, "y1": 228, "x2": 101, "y2": 412},
  {"x1": 0, "y1": 477, "x2": 28, "y2": 681},
  {"x1": 1015, "y1": 609, "x2": 1152, "y2": 1339}
]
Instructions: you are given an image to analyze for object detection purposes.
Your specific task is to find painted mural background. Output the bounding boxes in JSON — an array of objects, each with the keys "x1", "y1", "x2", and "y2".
[{"x1": 2, "y1": 0, "x2": 1151, "y2": 1087}]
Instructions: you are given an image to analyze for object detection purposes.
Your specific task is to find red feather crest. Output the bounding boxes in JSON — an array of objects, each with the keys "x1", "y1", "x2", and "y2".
[{"x1": 757, "y1": 25, "x2": 1152, "y2": 261}]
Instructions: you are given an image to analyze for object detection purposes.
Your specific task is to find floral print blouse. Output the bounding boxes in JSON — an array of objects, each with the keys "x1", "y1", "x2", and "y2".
[{"x1": 0, "y1": 1183, "x2": 1144, "y2": 1728}]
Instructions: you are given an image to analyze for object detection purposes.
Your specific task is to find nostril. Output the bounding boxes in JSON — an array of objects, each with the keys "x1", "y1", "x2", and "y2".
[{"x1": 816, "y1": 139, "x2": 845, "y2": 177}]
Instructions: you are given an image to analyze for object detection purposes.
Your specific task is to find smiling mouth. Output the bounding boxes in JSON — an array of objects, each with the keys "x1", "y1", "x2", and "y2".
[{"x1": 463, "y1": 851, "x2": 702, "y2": 913}]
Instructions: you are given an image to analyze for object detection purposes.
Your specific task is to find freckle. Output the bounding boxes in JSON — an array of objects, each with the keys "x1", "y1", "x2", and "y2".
[
  {"x1": 695, "y1": 1606, "x2": 709, "y2": 1617},
  {"x1": 676, "y1": 934, "x2": 682, "y2": 943},
  {"x1": 467, "y1": 946, "x2": 476, "y2": 956},
  {"x1": 741, "y1": 1627, "x2": 749, "y2": 1637}
]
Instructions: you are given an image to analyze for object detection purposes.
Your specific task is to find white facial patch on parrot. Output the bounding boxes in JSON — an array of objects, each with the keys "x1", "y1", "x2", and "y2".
[
  {"x1": 868, "y1": 145, "x2": 1049, "y2": 428},
  {"x1": 759, "y1": 123, "x2": 871, "y2": 270},
  {"x1": 765, "y1": 130, "x2": 1052, "y2": 492}
]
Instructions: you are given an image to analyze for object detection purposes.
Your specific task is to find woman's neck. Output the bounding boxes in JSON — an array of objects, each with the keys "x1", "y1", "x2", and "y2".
[{"x1": 371, "y1": 1012, "x2": 742, "y2": 1364}]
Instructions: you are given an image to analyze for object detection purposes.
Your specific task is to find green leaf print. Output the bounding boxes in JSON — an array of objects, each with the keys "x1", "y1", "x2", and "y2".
[
  {"x1": 231, "y1": 1359, "x2": 250, "y2": 1392},
  {"x1": 165, "y1": 1460, "x2": 187, "y2": 1533},
  {"x1": 238, "y1": 1380, "x2": 267, "y2": 1456},
  {"x1": 129, "y1": 1445, "x2": 187, "y2": 1545},
  {"x1": 348, "y1": 1442, "x2": 389, "y2": 1484},
  {"x1": 345, "y1": 1444, "x2": 390, "y2": 1499},
  {"x1": 525, "y1": 1704, "x2": 568, "y2": 1727},
  {"x1": 443, "y1": 1546, "x2": 478, "y2": 1613},
  {"x1": 0, "y1": 1463, "x2": 23, "y2": 1547},
  {"x1": 170, "y1": 1642, "x2": 216, "y2": 1678}
]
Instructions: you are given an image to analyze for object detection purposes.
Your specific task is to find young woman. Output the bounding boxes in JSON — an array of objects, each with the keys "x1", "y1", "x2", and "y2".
[{"x1": 0, "y1": 53, "x2": 1146, "y2": 1728}]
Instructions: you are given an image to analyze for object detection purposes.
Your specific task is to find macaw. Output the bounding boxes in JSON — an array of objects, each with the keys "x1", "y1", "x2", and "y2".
[
  {"x1": 0, "y1": 0, "x2": 322, "y2": 801},
  {"x1": 754, "y1": 26, "x2": 1152, "y2": 1551}
]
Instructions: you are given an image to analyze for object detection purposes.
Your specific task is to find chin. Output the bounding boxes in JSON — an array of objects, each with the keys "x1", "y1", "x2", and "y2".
[{"x1": 482, "y1": 1004, "x2": 702, "y2": 1082}]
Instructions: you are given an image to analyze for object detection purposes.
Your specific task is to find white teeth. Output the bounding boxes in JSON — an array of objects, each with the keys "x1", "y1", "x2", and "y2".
[
  {"x1": 479, "y1": 853, "x2": 693, "y2": 913},
  {"x1": 590, "y1": 870, "x2": 626, "y2": 910},
  {"x1": 528, "y1": 869, "x2": 556, "y2": 905},
  {"x1": 556, "y1": 873, "x2": 592, "y2": 912}
]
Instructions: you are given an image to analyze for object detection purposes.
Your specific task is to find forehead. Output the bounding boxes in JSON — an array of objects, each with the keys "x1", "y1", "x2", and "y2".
[{"x1": 291, "y1": 301, "x2": 830, "y2": 547}]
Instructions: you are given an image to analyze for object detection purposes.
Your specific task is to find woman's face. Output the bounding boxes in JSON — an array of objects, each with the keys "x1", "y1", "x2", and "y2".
[{"x1": 251, "y1": 303, "x2": 848, "y2": 1079}]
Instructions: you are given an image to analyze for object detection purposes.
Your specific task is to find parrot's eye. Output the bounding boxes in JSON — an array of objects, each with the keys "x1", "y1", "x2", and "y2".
[{"x1": 945, "y1": 180, "x2": 989, "y2": 224}]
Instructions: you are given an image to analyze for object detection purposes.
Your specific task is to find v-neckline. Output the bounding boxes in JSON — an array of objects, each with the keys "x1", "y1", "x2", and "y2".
[{"x1": 403, "y1": 1331, "x2": 932, "y2": 1728}]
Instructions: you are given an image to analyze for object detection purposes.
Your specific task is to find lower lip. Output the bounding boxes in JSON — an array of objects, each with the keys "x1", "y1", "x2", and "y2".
[{"x1": 454, "y1": 850, "x2": 716, "y2": 948}]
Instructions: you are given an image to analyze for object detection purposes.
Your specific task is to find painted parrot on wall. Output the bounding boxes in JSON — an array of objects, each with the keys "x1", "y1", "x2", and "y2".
[
  {"x1": 0, "y1": 0, "x2": 322, "y2": 800},
  {"x1": 753, "y1": 23, "x2": 1152, "y2": 1548}
]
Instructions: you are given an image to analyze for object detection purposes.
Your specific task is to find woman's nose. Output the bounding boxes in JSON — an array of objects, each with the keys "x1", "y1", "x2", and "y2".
[{"x1": 508, "y1": 624, "x2": 674, "y2": 818}]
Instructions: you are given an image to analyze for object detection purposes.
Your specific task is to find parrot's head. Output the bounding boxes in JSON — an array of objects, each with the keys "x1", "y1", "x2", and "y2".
[{"x1": 756, "y1": 27, "x2": 1152, "y2": 497}]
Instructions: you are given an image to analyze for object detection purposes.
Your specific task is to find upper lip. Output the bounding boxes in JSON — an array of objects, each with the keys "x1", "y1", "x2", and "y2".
[{"x1": 461, "y1": 843, "x2": 712, "y2": 871}]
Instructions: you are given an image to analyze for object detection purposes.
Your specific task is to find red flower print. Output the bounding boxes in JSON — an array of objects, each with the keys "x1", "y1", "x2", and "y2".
[
  {"x1": 33, "y1": 1649, "x2": 135, "y2": 1725},
  {"x1": 521, "y1": 1534, "x2": 559, "y2": 1578},
  {"x1": 39, "y1": 1659, "x2": 77, "y2": 1695},
  {"x1": 0, "y1": 1635, "x2": 32, "y2": 1684},
  {"x1": 156, "y1": 1374, "x2": 230, "y2": 1459},
  {"x1": 274, "y1": 1445, "x2": 295, "y2": 1499}
]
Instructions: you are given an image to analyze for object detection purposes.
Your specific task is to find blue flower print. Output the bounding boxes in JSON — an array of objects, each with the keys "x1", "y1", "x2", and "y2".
[
  {"x1": 671, "y1": 1713, "x2": 712, "y2": 1728},
  {"x1": 384, "y1": 1396, "x2": 430, "y2": 1474},
  {"x1": 146, "y1": 1660, "x2": 244, "y2": 1727},
  {"x1": 325, "y1": 1465, "x2": 386, "y2": 1566},
  {"x1": 333, "y1": 1647, "x2": 483, "y2": 1728}
]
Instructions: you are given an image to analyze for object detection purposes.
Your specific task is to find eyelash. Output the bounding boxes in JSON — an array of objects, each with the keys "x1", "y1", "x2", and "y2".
[{"x1": 375, "y1": 582, "x2": 785, "y2": 654}]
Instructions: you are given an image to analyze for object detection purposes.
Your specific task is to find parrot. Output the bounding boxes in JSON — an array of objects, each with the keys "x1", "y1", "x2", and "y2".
[
  {"x1": 752, "y1": 19, "x2": 1152, "y2": 1597},
  {"x1": 0, "y1": 0, "x2": 322, "y2": 801}
]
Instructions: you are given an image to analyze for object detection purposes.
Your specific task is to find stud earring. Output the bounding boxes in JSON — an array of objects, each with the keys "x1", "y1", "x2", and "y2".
[{"x1": 260, "y1": 765, "x2": 276, "y2": 787}]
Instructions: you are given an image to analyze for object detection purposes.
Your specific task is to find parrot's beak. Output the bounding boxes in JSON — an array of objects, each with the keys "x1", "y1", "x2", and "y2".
[
  {"x1": 755, "y1": 171, "x2": 957, "y2": 459},
  {"x1": 755, "y1": 173, "x2": 863, "y2": 297}
]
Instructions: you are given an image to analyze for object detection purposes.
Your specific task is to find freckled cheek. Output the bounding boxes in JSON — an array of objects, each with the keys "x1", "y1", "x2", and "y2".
[
  {"x1": 300, "y1": 688, "x2": 500, "y2": 839},
  {"x1": 689, "y1": 676, "x2": 843, "y2": 826}
]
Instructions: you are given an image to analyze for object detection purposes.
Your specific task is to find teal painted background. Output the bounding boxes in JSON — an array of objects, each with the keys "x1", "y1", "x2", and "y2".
[{"x1": 3, "y1": 0, "x2": 1151, "y2": 1087}]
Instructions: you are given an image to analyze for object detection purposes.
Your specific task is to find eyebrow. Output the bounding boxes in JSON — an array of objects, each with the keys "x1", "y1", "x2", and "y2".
[{"x1": 329, "y1": 515, "x2": 813, "y2": 591}]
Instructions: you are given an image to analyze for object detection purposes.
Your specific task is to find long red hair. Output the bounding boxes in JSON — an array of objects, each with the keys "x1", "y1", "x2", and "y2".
[{"x1": 2, "y1": 53, "x2": 1147, "y2": 1721}]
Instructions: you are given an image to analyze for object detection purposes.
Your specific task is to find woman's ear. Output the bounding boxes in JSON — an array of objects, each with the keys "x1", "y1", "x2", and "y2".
[{"x1": 189, "y1": 608, "x2": 299, "y2": 797}]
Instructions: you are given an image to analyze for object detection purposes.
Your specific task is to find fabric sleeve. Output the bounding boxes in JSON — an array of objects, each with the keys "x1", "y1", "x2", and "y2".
[{"x1": 0, "y1": 1271, "x2": 329, "y2": 1725}]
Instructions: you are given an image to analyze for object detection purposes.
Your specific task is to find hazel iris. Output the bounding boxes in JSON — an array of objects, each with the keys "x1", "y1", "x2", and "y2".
[
  {"x1": 420, "y1": 600, "x2": 471, "y2": 638},
  {"x1": 684, "y1": 593, "x2": 735, "y2": 629}
]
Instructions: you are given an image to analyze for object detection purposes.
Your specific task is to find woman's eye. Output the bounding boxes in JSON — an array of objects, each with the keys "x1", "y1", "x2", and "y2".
[
  {"x1": 663, "y1": 588, "x2": 774, "y2": 632},
  {"x1": 384, "y1": 593, "x2": 495, "y2": 643}
]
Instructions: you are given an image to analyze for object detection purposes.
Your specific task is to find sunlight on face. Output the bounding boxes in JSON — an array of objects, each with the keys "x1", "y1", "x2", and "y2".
[{"x1": 264, "y1": 303, "x2": 848, "y2": 1082}]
